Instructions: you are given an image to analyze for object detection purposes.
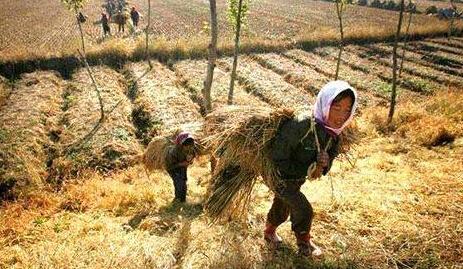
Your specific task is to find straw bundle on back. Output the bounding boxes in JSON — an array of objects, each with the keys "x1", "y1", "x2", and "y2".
[
  {"x1": 140, "y1": 127, "x2": 207, "y2": 173},
  {"x1": 141, "y1": 136, "x2": 173, "y2": 172},
  {"x1": 202, "y1": 106, "x2": 295, "y2": 221}
]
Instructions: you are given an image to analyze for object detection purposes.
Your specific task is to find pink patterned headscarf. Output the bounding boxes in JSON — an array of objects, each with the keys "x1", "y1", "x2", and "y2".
[
  {"x1": 313, "y1": 81, "x2": 358, "y2": 136},
  {"x1": 175, "y1": 132, "x2": 194, "y2": 145}
]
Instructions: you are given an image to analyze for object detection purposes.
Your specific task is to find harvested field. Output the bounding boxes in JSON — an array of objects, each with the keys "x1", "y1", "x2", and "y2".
[
  {"x1": 414, "y1": 40, "x2": 463, "y2": 56},
  {"x1": 250, "y1": 53, "x2": 329, "y2": 95},
  {"x1": 402, "y1": 42, "x2": 463, "y2": 69},
  {"x1": 315, "y1": 46, "x2": 444, "y2": 95},
  {"x1": 248, "y1": 0, "x2": 454, "y2": 39},
  {"x1": 128, "y1": 61, "x2": 203, "y2": 143},
  {"x1": 428, "y1": 38, "x2": 463, "y2": 51},
  {"x1": 1, "y1": 0, "x2": 461, "y2": 61},
  {"x1": 341, "y1": 44, "x2": 463, "y2": 88},
  {"x1": 0, "y1": 72, "x2": 65, "y2": 196},
  {"x1": 173, "y1": 59, "x2": 267, "y2": 109},
  {"x1": 0, "y1": 0, "x2": 111, "y2": 61},
  {"x1": 284, "y1": 48, "x2": 401, "y2": 101},
  {"x1": 1, "y1": 90, "x2": 462, "y2": 268},
  {"x1": 53, "y1": 66, "x2": 141, "y2": 177},
  {"x1": 366, "y1": 43, "x2": 463, "y2": 78},
  {"x1": 290, "y1": 46, "x2": 437, "y2": 95},
  {"x1": 217, "y1": 57, "x2": 313, "y2": 111}
]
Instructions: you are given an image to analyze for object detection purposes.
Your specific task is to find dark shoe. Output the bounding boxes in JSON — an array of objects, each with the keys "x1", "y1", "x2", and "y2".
[{"x1": 296, "y1": 233, "x2": 322, "y2": 257}]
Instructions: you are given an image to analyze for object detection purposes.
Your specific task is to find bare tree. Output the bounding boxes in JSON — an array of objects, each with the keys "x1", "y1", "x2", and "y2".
[
  {"x1": 61, "y1": 0, "x2": 87, "y2": 53},
  {"x1": 398, "y1": 0, "x2": 414, "y2": 78},
  {"x1": 448, "y1": 0, "x2": 462, "y2": 41},
  {"x1": 60, "y1": 0, "x2": 121, "y2": 151},
  {"x1": 335, "y1": 0, "x2": 348, "y2": 80},
  {"x1": 388, "y1": 0, "x2": 405, "y2": 124},
  {"x1": 227, "y1": 0, "x2": 249, "y2": 105},
  {"x1": 145, "y1": 0, "x2": 153, "y2": 69},
  {"x1": 203, "y1": 0, "x2": 218, "y2": 113}
]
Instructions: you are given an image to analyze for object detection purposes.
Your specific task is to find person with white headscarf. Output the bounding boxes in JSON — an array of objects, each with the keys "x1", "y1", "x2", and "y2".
[{"x1": 264, "y1": 80, "x2": 358, "y2": 257}]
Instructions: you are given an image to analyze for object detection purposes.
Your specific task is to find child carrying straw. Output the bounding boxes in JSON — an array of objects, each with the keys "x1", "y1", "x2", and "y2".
[
  {"x1": 204, "y1": 80, "x2": 358, "y2": 257},
  {"x1": 264, "y1": 80, "x2": 358, "y2": 256},
  {"x1": 165, "y1": 132, "x2": 197, "y2": 203}
]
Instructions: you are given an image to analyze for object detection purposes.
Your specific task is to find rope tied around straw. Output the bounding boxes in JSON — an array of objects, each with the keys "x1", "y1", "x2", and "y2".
[{"x1": 303, "y1": 117, "x2": 333, "y2": 179}]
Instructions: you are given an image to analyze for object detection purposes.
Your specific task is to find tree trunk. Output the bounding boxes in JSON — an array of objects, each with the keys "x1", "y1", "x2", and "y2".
[
  {"x1": 228, "y1": 0, "x2": 243, "y2": 105},
  {"x1": 335, "y1": 1, "x2": 344, "y2": 80},
  {"x1": 204, "y1": 0, "x2": 218, "y2": 113},
  {"x1": 145, "y1": 0, "x2": 153, "y2": 69},
  {"x1": 448, "y1": 0, "x2": 455, "y2": 40},
  {"x1": 399, "y1": 6, "x2": 413, "y2": 78},
  {"x1": 75, "y1": 8, "x2": 86, "y2": 54},
  {"x1": 388, "y1": 0, "x2": 405, "y2": 124}
]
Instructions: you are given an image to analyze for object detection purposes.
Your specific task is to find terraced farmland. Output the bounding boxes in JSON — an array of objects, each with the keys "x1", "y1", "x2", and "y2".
[
  {"x1": 1, "y1": 35, "x2": 461, "y2": 187},
  {"x1": 1, "y1": 20, "x2": 463, "y2": 267}
]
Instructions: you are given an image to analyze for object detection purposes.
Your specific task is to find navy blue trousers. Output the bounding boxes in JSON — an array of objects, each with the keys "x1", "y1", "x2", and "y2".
[{"x1": 168, "y1": 168, "x2": 188, "y2": 202}]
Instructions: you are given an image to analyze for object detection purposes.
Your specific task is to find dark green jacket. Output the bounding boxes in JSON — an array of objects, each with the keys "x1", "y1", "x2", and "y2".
[
  {"x1": 271, "y1": 117, "x2": 340, "y2": 180},
  {"x1": 165, "y1": 145, "x2": 188, "y2": 172}
]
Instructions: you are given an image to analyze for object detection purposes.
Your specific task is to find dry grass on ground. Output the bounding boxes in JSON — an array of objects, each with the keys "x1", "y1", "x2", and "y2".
[
  {"x1": 173, "y1": 59, "x2": 267, "y2": 109},
  {"x1": 0, "y1": 90, "x2": 462, "y2": 268},
  {"x1": 0, "y1": 75, "x2": 10, "y2": 108},
  {"x1": 126, "y1": 61, "x2": 203, "y2": 145},
  {"x1": 52, "y1": 67, "x2": 141, "y2": 180},
  {"x1": 0, "y1": 72, "x2": 65, "y2": 197}
]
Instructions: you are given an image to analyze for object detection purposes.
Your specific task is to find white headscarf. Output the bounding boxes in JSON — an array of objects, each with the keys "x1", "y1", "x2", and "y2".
[{"x1": 313, "y1": 80, "x2": 358, "y2": 136}]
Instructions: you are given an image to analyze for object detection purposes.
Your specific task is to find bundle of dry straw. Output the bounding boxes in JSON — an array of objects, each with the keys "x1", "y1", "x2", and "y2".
[
  {"x1": 202, "y1": 106, "x2": 295, "y2": 221},
  {"x1": 140, "y1": 135, "x2": 174, "y2": 172},
  {"x1": 140, "y1": 127, "x2": 207, "y2": 173}
]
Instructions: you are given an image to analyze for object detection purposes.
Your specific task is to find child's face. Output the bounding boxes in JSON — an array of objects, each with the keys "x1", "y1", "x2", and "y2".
[
  {"x1": 327, "y1": 96, "x2": 353, "y2": 129},
  {"x1": 182, "y1": 144, "x2": 195, "y2": 154}
]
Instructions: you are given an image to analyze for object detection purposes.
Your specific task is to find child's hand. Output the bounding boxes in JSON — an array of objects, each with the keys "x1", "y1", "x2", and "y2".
[
  {"x1": 317, "y1": 151, "x2": 329, "y2": 168},
  {"x1": 310, "y1": 166, "x2": 323, "y2": 180}
]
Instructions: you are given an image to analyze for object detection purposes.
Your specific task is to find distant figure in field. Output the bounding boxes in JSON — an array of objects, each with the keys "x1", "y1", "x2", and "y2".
[
  {"x1": 101, "y1": 13, "x2": 111, "y2": 37},
  {"x1": 130, "y1": 6, "x2": 140, "y2": 29},
  {"x1": 77, "y1": 12, "x2": 87, "y2": 24},
  {"x1": 165, "y1": 132, "x2": 197, "y2": 203},
  {"x1": 114, "y1": 10, "x2": 127, "y2": 33}
]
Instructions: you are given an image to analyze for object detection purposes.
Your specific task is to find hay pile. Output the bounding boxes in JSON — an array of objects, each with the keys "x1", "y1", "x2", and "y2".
[
  {"x1": 0, "y1": 75, "x2": 11, "y2": 108},
  {"x1": 173, "y1": 60, "x2": 267, "y2": 109},
  {"x1": 52, "y1": 67, "x2": 141, "y2": 178},
  {"x1": 0, "y1": 72, "x2": 65, "y2": 197},
  {"x1": 140, "y1": 129, "x2": 208, "y2": 174},
  {"x1": 366, "y1": 90, "x2": 463, "y2": 147},
  {"x1": 127, "y1": 62, "x2": 203, "y2": 144},
  {"x1": 202, "y1": 106, "x2": 296, "y2": 220},
  {"x1": 217, "y1": 57, "x2": 312, "y2": 111},
  {"x1": 140, "y1": 135, "x2": 173, "y2": 172}
]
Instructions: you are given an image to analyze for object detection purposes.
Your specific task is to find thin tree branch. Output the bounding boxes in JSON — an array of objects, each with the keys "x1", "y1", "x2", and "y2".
[
  {"x1": 387, "y1": 0, "x2": 405, "y2": 124},
  {"x1": 398, "y1": 4, "x2": 413, "y2": 78}
]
